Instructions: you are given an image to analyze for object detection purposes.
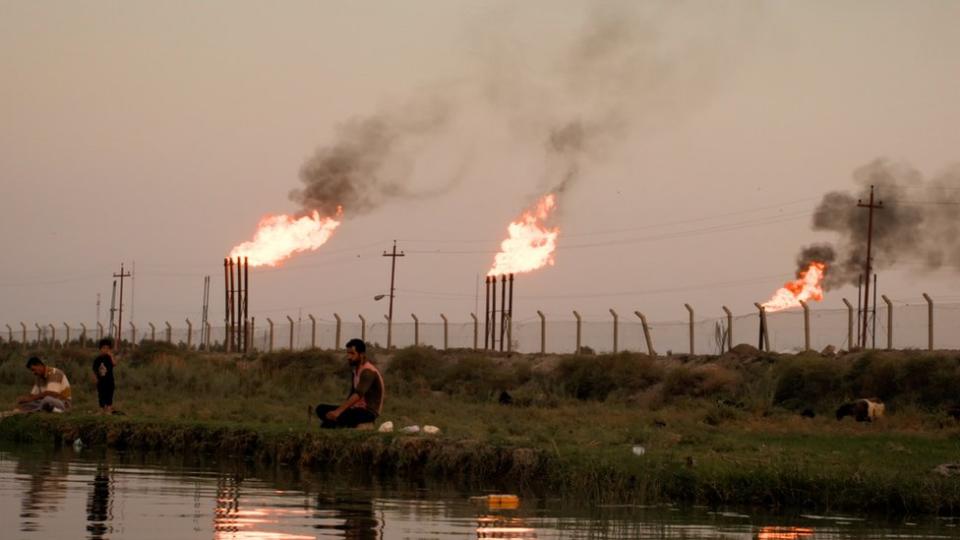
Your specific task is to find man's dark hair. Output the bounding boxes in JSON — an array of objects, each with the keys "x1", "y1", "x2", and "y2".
[
  {"x1": 98, "y1": 337, "x2": 114, "y2": 349},
  {"x1": 25, "y1": 357, "x2": 44, "y2": 369},
  {"x1": 345, "y1": 338, "x2": 366, "y2": 354}
]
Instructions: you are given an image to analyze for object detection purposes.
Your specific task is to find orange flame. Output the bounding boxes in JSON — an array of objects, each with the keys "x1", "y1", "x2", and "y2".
[
  {"x1": 762, "y1": 262, "x2": 827, "y2": 312},
  {"x1": 488, "y1": 194, "x2": 559, "y2": 276},
  {"x1": 229, "y1": 209, "x2": 342, "y2": 267}
]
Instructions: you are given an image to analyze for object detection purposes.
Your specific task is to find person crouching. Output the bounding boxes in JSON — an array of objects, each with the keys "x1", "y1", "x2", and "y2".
[
  {"x1": 17, "y1": 357, "x2": 72, "y2": 413},
  {"x1": 315, "y1": 339, "x2": 384, "y2": 429}
]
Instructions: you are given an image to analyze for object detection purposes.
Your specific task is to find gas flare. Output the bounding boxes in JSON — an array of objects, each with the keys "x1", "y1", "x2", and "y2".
[
  {"x1": 488, "y1": 194, "x2": 559, "y2": 276},
  {"x1": 762, "y1": 262, "x2": 827, "y2": 312},
  {"x1": 229, "y1": 209, "x2": 342, "y2": 267}
]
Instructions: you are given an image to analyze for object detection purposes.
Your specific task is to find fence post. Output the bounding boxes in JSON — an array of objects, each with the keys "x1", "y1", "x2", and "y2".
[
  {"x1": 881, "y1": 295, "x2": 893, "y2": 350},
  {"x1": 286, "y1": 315, "x2": 295, "y2": 350},
  {"x1": 205, "y1": 322, "x2": 211, "y2": 349},
  {"x1": 80, "y1": 323, "x2": 87, "y2": 346},
  {"x1": 165, "y1": 322, "x2": 172, "y2": 344},
  {"x1": 609, "y1": 309, "x2": 619, "y2": 353},
  {"x1": 633, "y1": 311, "x2": 655, "y2": 356},
  {"x1": 684, "y1": 304, "x2": 694, "y2": 355},
  {"x1": 799, "y1": 300, "x2": 810, "y2": 351},
  {"x1": 573, "y1": 310, "x2": 582, "y2": 354},
  {"x1": 148, "y1": 322, "x2": 155, "y2": 342},
  {"x1": 49, "y1": 324, "x2": 56, "y2": 347},
  {"x1": 753, "y1": 303, "x2": 770, "y2": 351},
  {"x1": 266, "y1": 318, "x2": 274, "y2": 352},
  {"x1": 308, "y1": 315, "x2": 316, "y2": 349},
  {"x1": 359, "y1": 315, "x2": 366, "y2": 342},
  {"x1": 721, "y1": 306, "x2": 733, "y2": 352},
  {"x1": 334, "y1": 314, "x2": 342, "y2": 350},
  {"x1": 249, "y1": 317, "x2": 256, "y2": 352},
  {"x1": 5, "y1": 324, "x2": 12, "y2": 344},
  {"x1": 130, "y1": 322, "x2": 136, "y2": 346},
  {"x1": 96, "y1": 322, "x2": 103, "y2": 341},
  {"x1": 440, "y1": 314, "x2": 448, "y2": 350},
  {"x1": 411, "y1": 313, "x2": 419, "y2": 347},
  {"x1": 506, "y1": 313, "x2": 513, "y2": 353},
  {"x1": 470, "y1": 313, "x2": 478, "y2": 350},
  {"x1": 185, "y1": 319, "x2": 193, "y2": 349},
  {"x1": 537, "y1": 310, "x2": 546, "y2": 354},
  {"x1": 36, "y1": 323, "x2": 43, "y2": 346},
  {"x1": 63, "y1": 323, "x2": 70, "y2": 345},
  {"x1": 841, "y1": 298, "x2": 854, "y2": 350},
  {"x1": 923, "y1": 293, "x2": 934, "y2": 351}
]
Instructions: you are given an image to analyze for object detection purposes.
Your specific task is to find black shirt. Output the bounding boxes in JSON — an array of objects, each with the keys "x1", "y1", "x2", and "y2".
[{"x1": 92, "y1": 354, "x2": 114, "y2": 382}]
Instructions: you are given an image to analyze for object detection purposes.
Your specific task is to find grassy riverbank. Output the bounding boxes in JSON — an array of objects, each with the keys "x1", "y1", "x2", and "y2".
[{"x1": 2, "y1": 342, "x2": 960, "y2": 514}]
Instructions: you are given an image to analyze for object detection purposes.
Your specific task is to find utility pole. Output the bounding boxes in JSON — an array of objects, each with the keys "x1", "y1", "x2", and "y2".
[
  {"x1": 200, "y1": 275, "x2": 210, "y2": 348},
  {"x1": 382, "y1": 240, "x2": 405, "y2": 349},
  {"x1": 113, "y1": 263, "x2": 132, "y2": 348},
  {"x1": 96, "y1": 293, "x2": 101, "y2": 331},
  {"x1": 857, "y1": 185, "x2": 882, "y2": 349},
  {"x1": 108, "y1": 281, "x2": 117, "y2": 338}
]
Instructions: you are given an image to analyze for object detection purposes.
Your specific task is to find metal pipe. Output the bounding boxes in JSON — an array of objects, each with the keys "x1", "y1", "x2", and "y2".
[
  {"x1": 573, "y1": 310, "x2": 582, "y2": 354},
  {"x1": 224, "y1": 258, "x2": 232, "y2": 352},
  {"x1": 856, "y1": 274, "x2": 863, "y2": 348},
  {"x1": 308, "y1": 315, "x2": 316, "y2": 349},
  {"x1": 243, "y1": 257, "x2": 249, "y2": 353},
  {"x1": 754, "y1": 303, "x2": 770, "y2": 352},
  {"x1": 440, "y1": 314, "x2": 448, "y2": 350},
  {"x1": 842, "y1": 298, "x2": 854, "y2": 350},
  {"x1": 265, "y1": 317, "x2": 274, "y2": 352},
  {"x1": 684, "y1": 304, "x2": 695, "y2": 355},
  {"x1": 923, "y1": 293, "x2": 934, "y2": 351},
  {"x1": 499, "y1": 274, "x2": 507, "y2": 352},
  {"x1": 609, "y1": 309, "x2": 619, "y2": 354},
  {"x1": 799, "y1": 300, "x2": 810, "y2": 351},
  {"x1": 508, "y1": 273, "x2": 514, "y2": 352},
  {"x1": 411, "y1": 313, "x2": 419, "y2": 347},
  {"x1": 334, "y1": 313, "x2": 341, "y2": 350},
  {"x1": 470, "y1": 313, "x2": 478, "y2": 350},
  {"x1": 881, "y1": 295, "x2": 893, "y2": 350},
  {"x1": 537, "y1": 310, "x2": 546, "y2": 354},
  {"x1": 483, "y1": 277, "x2": 490, "y2": 349},
  {"x1": 721, "y1": 306, "x2": 733, "y2": 353},
  {"x1": 634, "y1": 311, "x2": 655, "y2": 356},
  {"x1": 286, "y1": 315, "x2": 295, "y2": 350},
  {"x1": 490, "y1": 276, "x2": 497, "y2": 350}
]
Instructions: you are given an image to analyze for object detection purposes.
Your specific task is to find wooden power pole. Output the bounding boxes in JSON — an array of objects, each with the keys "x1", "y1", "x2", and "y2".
[
  {"x1": 857, "y1": 185, "x2": 882, "y2": 349},
  {"x1": 382, "y1": 241, "x2": 405, "y2": 349},
  {"x1": 113, "y1": 263, "x2": 132, "y2": 348}
]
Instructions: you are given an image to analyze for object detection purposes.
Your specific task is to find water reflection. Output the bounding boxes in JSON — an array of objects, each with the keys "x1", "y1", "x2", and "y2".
[
  {"x1": 86, "y1": 462, "x2": 112, "y2": 539},
  {"x1": 314, "y1": 495, "x2": 381, "y2": 539},
  {"x1": 17, "y1": 457, "x2": 68, "y2": 533},
  {"x1": 757, "y1": 526, "x2": 815, "y2": 540},
  {"x1": 1, "y1": 445, "x2": 956, "y2": 540},
  {"x1": 477, "y1": 514, "x2": 538, "y2": 539}
]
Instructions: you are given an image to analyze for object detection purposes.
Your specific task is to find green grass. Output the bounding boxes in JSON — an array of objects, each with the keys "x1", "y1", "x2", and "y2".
[{"x1": 2, "y1": 343, "x2": 960, "y2": 513}]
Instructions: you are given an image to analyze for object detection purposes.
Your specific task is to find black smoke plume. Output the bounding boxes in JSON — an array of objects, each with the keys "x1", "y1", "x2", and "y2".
[
  {"x1": 797, "y1": 159, "x2": 960, "y2": 290},
  {"x1": 289, "y1": 97, "x2": 453, "y2": 217}
]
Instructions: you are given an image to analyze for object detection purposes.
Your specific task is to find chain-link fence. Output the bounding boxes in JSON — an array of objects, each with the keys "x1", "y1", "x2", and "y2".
[{"x1": 4, "y1": 298, "x2": 959, "y2": 355}]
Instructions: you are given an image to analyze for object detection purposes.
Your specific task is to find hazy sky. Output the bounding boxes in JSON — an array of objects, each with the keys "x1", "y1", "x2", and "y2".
[{"x1": 2, "y1": 0, "x2": 959, "y2": 331}]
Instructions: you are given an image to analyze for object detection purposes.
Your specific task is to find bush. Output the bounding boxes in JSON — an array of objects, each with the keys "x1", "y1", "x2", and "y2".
[{"x1": 773, "y1": 355, "x2": 844, "y2": 410}]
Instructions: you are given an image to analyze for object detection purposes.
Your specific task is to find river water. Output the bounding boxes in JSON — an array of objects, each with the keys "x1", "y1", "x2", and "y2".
[{"x1": 0, "y1": 443, "x2": 956, "y2": 539}]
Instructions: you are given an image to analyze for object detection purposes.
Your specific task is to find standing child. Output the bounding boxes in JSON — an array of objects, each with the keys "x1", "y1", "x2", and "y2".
[{"x1": 92, "y1": 338, "x2": 116, "y2": 415}]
